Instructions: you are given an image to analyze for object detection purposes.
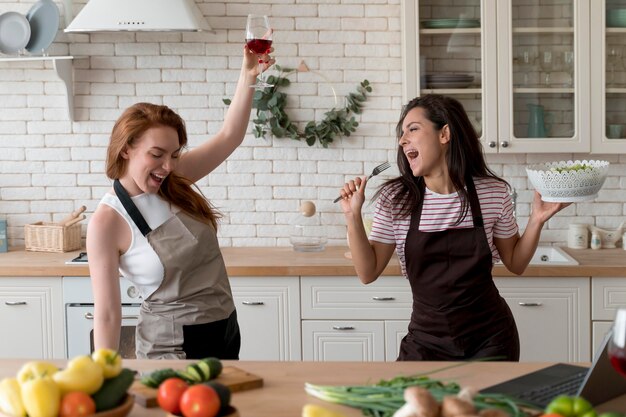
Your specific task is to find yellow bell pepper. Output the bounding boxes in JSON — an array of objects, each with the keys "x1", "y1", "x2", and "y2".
[
  {"x1": 20, "y1": 377, "x2": 60, "y2": 417},
  {"x1": 0, "y1": 378, "x2": 26, "y2": 417},
  {"x1": 52, "y1": 355, "x2": 104, "y2": 395},
  {"x1": 91, "y1": 348, "x2": 122, "y2": 379},
  {"x1": 16, "y1": 361, "x2": 58, "y2": 384}
]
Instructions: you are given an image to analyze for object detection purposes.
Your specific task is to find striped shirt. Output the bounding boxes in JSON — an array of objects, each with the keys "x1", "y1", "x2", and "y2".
[{"x1": 369, "y1": 176, "x2": 518, "y2": 277}]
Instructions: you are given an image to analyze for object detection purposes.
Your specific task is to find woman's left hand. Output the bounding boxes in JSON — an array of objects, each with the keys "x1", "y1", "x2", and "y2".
[{"x1": 531, "y1": 191, "x2": 571, "y2": 224}]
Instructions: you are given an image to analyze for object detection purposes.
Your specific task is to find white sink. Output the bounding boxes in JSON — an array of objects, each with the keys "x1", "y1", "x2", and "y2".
[{"x1": 496, "y1": 246, "x2": 578, "y2": 265}]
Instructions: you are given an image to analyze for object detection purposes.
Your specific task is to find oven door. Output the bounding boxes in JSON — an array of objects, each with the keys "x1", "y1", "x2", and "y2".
[{"x1": 66, "y1": 304, "x2": 140, "y2": 359}]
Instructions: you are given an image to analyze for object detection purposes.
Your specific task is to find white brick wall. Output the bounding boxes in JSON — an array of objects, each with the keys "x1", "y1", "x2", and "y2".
[{"x1": 0, "y1": 0, "x2": 625, "y2": 249}]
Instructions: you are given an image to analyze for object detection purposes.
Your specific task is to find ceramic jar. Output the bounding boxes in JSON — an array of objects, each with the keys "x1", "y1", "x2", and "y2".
[{"x1": 567, "y1": 223, "x2": 588, "y2": 249}]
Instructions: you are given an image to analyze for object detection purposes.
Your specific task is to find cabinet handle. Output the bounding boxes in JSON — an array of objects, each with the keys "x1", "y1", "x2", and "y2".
[
  {"x1": 242, "y1": 301, "x2": 265, "y2": 306},
  {"x1": 500, "y1": 141, "x2": 509, "y2": 148},
  {"x1": 518, "y1": 302, "x2": 542, "y2": 307},
  {"x1": 488, "y1": 141, "x2": 496, "y2": 148},
  {"x1": 5, "y1": 301, "x2": 27, "y2": 306},
  {"x1": 332, "y1": 326, "x2": 355, "y2": 331},
  {"x1": 372, "y1": 296, "x2": 395, "y2": 301},
  {"x1": 84, "y1": 313, "x2": 138, "y2": 320}
]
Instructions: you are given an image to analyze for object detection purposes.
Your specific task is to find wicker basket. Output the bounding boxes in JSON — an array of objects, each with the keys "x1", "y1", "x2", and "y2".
[{"x1": 24, "y1": 222, "x2": 82, "y2": 252}]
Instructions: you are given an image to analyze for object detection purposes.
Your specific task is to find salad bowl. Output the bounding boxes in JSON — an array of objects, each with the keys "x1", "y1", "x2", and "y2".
[{"x1": 526, "y1": 160, "x2": 610, "y2": 202}]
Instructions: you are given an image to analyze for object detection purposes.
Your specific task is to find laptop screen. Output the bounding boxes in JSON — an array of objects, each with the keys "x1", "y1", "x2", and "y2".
[{"x1": 578, "y1": 329, "x2": 626, "y2": 404}]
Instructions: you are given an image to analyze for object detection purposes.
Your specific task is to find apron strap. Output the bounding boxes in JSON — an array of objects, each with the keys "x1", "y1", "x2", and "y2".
[
  {"x1": 113, "y1": 179, "x2": 152, "y2": 236},
  {"x1": 465, "y1": 176, "x2": 484, "y2": 228}
]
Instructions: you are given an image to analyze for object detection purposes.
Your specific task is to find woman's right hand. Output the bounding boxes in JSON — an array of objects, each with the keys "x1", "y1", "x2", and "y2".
[{"x1": 338, "y1": 176, "x2": 367, "y2": 215}]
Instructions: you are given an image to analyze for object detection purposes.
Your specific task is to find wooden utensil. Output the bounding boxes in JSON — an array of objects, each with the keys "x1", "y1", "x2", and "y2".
[
  {"x1": 59, "y1": 205, "x2": 86, "y2": 225},
  {"x1": 63, "y1": 214, "x2": 86, "y2": 228},
  {"x1": 129, "y1": 366, "x2": 263, "y2": 408}
]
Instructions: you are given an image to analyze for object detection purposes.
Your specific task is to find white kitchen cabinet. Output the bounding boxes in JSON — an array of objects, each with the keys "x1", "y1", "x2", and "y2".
[
  {"x1": 300, "y1": 276, "x2": 411, "y2": 361},
  {"x1": 230, "y1": 276, "x2": 301, "y2": 361},
  {"x1": 591, "y1": 277, "x2": 626, "y2": 353},
  {"x1": 590, "y1": 2, "x2": 626, "y2": 152},
  {"x1": 494, "y1": 277, "x2": 591, "y2": 362},
  {"x1": 403, "y1": 0, "x2": 594, "y2": 153},
  {"x1": 0, "y1": 277, "x2": 65, "y2": 359}
]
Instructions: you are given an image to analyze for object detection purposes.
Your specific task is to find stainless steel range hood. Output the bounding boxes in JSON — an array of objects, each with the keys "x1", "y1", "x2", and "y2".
[{"x1": 64, "y1": 0, "x2": 212, "y2": 32}]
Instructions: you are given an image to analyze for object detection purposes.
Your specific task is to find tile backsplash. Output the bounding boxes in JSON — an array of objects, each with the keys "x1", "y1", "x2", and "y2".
[{"x1": 0, "y1": 0, "x2": 625, "y2": 249}]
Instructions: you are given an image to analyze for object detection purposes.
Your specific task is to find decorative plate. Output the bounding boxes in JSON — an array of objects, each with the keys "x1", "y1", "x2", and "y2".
[
  {"x1": 0, "y1": 11, "x2": 31, "y2": 54},
  {"x1": 526, "y1": 160, "x2": 610, "y2": 203},
  {"x1": 25, "y1": 0, "x2": 60, "y2": 54}
]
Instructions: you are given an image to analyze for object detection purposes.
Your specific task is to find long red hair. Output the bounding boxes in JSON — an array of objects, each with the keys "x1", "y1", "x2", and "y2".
[{"x1": 105, "y1": 102, "x2": 220, "y2": 229}]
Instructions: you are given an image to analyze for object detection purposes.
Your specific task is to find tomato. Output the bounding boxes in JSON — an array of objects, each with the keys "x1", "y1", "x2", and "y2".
[
  {"x1": 59, "y1": 391, "x2": 96, "y2": 417},
  {"x1": 157, "y1": 377, "x2": 188, "y2": 415},
  {"x1": 179, "y1": 385, "x2": 220, "y2": 417}
]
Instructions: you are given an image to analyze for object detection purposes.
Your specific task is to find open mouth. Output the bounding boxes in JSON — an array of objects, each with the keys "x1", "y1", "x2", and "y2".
[
  {"x1": 150, "y1": 172, "x2": 166, "y2": 184},
  {"x1": 405, "y1": 150, "x2": 419, "y2": 161}
]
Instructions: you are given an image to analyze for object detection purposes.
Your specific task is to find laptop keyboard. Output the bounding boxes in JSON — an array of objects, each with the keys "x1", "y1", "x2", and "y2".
[{"x1": 516, "y1": 371, "x2": 588, "y2": 406}]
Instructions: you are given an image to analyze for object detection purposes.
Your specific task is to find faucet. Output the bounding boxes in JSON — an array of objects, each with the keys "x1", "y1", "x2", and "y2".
[{"x1": 510, "y1": 187, "x2": 517, "y2": 218}]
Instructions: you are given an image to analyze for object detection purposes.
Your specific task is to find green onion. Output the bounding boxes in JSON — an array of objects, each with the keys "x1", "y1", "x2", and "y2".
[{"x1": 305, "y1": 373, "x2": 541, "y2": 417}]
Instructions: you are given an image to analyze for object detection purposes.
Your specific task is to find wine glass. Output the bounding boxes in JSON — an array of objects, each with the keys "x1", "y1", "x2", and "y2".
[
  {"x1": 608, "y1": 308, "x2": 626, "y2": 376},
  {"x1": 246, "y1": 14, "x2": 274, "y2": 89},
  {"x1": 607, "y1": 46, "x2": 623, "y2": 86},
  {"x1": 539, "y1": 49, "x2": 555, "y2": 85},
  {"x1": 562, "y1": 51, "x2": 575, "y2": 87},
  {"x1": 516, "y1": 48, "x2": 537, "y2": 86}
]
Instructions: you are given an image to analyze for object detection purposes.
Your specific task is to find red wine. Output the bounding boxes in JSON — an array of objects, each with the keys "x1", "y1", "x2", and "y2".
[
  {"x1": 609, "y1": 350, "x2": 626, "y2": 376},
  {"x1": 246, "y1": 38, "x2": 272, "y2": 55}
]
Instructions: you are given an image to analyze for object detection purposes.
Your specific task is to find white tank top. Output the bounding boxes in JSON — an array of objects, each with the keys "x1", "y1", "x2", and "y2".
[{"x1": 98, "y1": 192, "x2": 180, "y2": 299}]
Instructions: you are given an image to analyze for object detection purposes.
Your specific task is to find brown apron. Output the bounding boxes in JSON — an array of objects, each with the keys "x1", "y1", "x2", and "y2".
[
  {"x1": 398, "y1": 177, "x2": 520, "y2": 361},
  {"x1": 114, "y1": 180, "x2": 238, "y2": 359}
]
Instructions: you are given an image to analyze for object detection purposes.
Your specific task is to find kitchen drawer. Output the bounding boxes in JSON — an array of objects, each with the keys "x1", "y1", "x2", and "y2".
[
  {"x1": 300, "y1": 276, "x2": 412, "y2": 320},
  {"x1": 592, "y1": 277, "x2": 626, "y2": 320},
  {"x1": 302, "y1": 320, "x2": 385, "y2": 361}
]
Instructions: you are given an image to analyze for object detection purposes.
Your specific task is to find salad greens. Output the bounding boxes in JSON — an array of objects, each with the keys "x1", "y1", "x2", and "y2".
[{"x1": 550, "y1": 163, "x2": 591, "y2": 173}]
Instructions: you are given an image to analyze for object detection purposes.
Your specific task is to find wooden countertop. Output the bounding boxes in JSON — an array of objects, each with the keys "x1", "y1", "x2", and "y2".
[
  {"x1": 0, "y1": 359, "x2": 623, "y2": 417},
  {"x1": 1, "y1": 246, "x2": 626, "y2": 277}
]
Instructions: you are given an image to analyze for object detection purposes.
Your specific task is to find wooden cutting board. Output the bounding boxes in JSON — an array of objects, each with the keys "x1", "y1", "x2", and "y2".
[{"x1": 130, "y1": 366, "x2": 263, "y2": 408}]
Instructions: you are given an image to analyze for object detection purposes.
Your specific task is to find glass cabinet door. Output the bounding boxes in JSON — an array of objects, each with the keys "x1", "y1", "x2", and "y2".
[
  {"x1": 403, "y1": 0, "x2": 498, "y2": 151},
  {"x1": 497, "y1": 0, "x2": 590, "y2": 153},
  {"x1": 590, "y1": 0, "x2": 626, "y2": 152}
]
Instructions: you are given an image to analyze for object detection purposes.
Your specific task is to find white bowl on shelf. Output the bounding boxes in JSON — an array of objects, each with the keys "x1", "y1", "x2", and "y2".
[{"x1": 526, "y1": 159, "x2": 610, "y2": 202}]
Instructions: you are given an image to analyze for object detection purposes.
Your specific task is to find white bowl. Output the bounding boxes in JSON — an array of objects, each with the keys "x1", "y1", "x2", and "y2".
[{"x1": 526, "y1": 160, "x2": 610, "y2": 202}]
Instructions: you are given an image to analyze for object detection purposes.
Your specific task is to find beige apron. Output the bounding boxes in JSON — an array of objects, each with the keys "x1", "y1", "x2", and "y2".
[{"x1": 114, "y1": 180, "x2": 235, "y2": 359}]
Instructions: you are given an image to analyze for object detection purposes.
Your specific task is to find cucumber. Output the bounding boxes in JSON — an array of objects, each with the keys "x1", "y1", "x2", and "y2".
[
  {"x1": 200, "y1": 357, "x2": 223, "y2": 379},
  {"x1": 140, "y1": 368, "x2": 179, "y2": 388},
  {"x1": 203, "y1": 381, "x2": 231, "y2": 414},
  {"x1": 185, "y1": 363, "x2": 206, "y2": 382},
  {"x1": 92, "y1": 368, "x2": 135, "y2": 412}
]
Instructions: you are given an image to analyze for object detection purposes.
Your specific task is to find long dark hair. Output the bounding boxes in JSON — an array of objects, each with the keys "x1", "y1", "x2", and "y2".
[
  {"x1": 375, "y1": 94, "x2": 509, "y2": 224},
  {"x1": 106, "y1": 102, "x2": 221, "y2": 229}
]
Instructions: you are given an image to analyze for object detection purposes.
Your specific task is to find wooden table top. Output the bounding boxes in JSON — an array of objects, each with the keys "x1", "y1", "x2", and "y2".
[
  {"x1": 1, "y1": 246, "x2": 626, "y2": 277},
  {"x1": 1, "y1": 359, "x2": 624, "y2": 417}
]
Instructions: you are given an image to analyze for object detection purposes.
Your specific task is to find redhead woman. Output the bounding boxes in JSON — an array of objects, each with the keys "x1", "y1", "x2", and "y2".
[
  {"x1": 338, "y1": 94, "x2": 570, "y2": 361},
  {"x1": 87, "y1": 45, "x2": 274, "y2": 359}
]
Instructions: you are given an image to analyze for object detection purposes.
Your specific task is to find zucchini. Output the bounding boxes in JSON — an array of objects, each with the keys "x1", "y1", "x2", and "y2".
[
  {"x1": 185, "y1": 363, "x2": 206, "y2": 382},
  {"x1": 92, "y1": 368, "x2": 135, "y2": 411},
  {"x1": 203, "y1": 381, "x2": 231, "y2": 414}
]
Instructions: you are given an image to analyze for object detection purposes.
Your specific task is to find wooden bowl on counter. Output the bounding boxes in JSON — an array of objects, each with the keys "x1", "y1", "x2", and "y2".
[{"x1": 95, "y1": 394, "x2": 135, "y2": 417}]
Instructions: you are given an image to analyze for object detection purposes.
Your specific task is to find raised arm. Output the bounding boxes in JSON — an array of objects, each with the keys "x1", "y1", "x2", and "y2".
[
  {"x1": 178, "y1": 46, "x2": 274, "y2": 183},
  {"x1": 339, "y1": 176, "x2": 395, "y2": 284},
  {"x1": 495, "y1": 191, "x2": 570, "y2": 274}
]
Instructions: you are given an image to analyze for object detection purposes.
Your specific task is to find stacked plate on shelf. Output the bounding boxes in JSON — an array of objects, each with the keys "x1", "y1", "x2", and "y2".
[
  {"x1": 0, "y1": 0, "x2": 59, "y2": 55},
  {"x1": 425, "y1": 73, "x2": 474, "y2": 89},
  {"x1": 607, "y1": 9, "x2": 626, "y2": 27},
  {"x1": 421, "y1": 18, "x2": 480, "y2": 29}
]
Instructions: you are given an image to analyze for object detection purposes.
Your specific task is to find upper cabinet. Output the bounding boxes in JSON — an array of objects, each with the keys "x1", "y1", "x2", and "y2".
[
  {"x1": 403, "y1": 0, "x2": 623, "y2": 154},
  {"x1": 590, "y1": 0, "x2": 626, "y2": 152}
]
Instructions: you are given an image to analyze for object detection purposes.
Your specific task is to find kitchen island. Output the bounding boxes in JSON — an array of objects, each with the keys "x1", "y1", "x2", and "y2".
[{"x1": 0, "y1": 359, "x2": 625, "y2": 417}]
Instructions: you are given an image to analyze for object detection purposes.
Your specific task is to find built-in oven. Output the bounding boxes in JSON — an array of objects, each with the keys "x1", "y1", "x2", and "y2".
[{"x1": 63, "y1": 275, "x2": 142, "y2": 359}]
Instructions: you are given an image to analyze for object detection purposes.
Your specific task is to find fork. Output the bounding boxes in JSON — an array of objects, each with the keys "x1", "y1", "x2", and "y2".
[{"x1": 333, "y1": 161, "x2": 391, "y2": 203}]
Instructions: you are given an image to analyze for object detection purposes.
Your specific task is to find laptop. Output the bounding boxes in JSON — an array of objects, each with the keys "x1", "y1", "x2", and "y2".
[{"x1": 480, "y1": 329, "x2": 626, "y2": 408}]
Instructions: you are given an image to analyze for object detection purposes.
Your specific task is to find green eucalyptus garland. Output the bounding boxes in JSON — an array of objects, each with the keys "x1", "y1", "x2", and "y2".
[{"x1": 224, "y1": 65, "x2": 372, "y2": 148}]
